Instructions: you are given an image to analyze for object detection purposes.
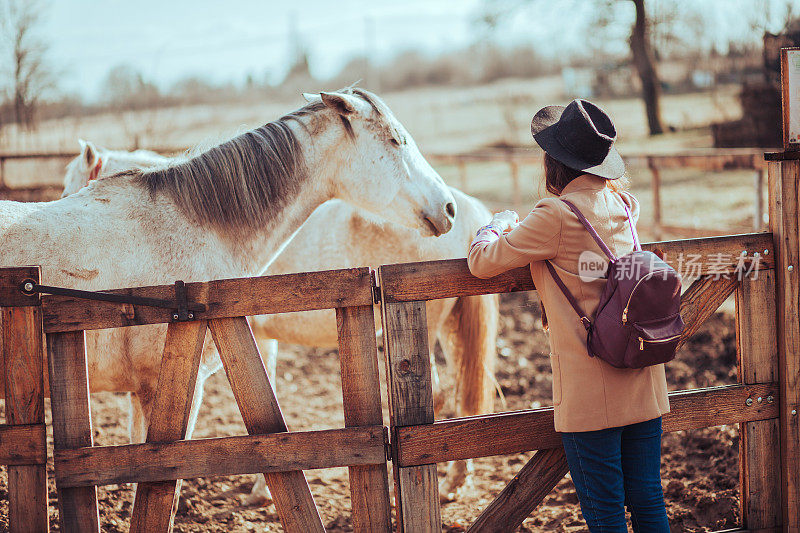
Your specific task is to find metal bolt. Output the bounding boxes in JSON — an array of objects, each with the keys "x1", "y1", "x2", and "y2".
[
  {"x1": 757, "y1": 396, "x2": 763, "y2": 403},
  {"x1": 767, "y1": 395, "x2": 774, "y2": 403},
  {"x1": 22, "y1": 281, "x2": 34, "y2": 293},
  {"x1": 745, "y1": 398, "x2": 753, "y2": 406},
  {"x1": 793, "y1": 409, "x2": 797, "y2": 416},
  {"x1": 188, "y1": 312, "x2": 194, "y2": 320},
  {"x1": 172, "y1": 313, "x2": 179, "y2": 321},
  {"x1": 764, "y1": 249, "x2": 769, "y2": 255},
  {"x1": 789, "y1": 265, "x2": 794, "y2": 272}
]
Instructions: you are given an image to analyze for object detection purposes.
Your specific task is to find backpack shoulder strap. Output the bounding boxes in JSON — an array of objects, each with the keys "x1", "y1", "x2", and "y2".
[
  {"x1": 560, "y1": 199, "x2": 617, "y2": 261},
  {"x1": 620, "y1": 199, "x2": 641, "y2": 251},
  {"x1": 544, "y1": 260, "x2": 591, "y2": 330}
]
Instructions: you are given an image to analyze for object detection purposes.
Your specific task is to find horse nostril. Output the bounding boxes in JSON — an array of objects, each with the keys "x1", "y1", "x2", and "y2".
[{"x1": 445, "y1": 202, "x2": 456, "y2": 220}]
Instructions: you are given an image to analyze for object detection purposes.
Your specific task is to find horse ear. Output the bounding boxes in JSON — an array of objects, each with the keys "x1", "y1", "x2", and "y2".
[
  {"x1": 81, "y1": 140, "x2": 99, "y2": 167},
  {"x1": 320, "y1": 92, "x2": 359, "y2": 115},
  {"x1": 302, "y1": 92, "x2": 322, "y2": 103}
]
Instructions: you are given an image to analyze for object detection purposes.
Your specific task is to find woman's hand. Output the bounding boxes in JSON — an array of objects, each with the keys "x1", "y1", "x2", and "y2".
[{"x1": 491, "y1": 210, "x2": 520, "y2": 234}]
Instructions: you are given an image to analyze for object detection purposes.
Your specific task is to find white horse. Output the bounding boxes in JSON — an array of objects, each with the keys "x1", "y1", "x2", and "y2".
[
  {"x1": 62, "y1": 139, "x2": 166, "y2": 198},
  {"x1": 64, "y1": 138, "x2": 499, "y2": 502},
  {"x1": 3, "y1": 87, "x2": 458, "y2": 497}
]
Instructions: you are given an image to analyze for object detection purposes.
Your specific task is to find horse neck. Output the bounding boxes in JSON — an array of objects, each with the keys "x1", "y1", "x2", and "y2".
[{"x1": 223, "y1": 118, "x2": 345, "y2": 277}]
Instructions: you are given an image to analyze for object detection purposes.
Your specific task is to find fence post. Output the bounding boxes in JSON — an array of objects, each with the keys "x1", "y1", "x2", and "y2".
[
  {"x1": 766, "y1": 151, "x2": 800, "y2": 530},
  {"x1": 457, "y1": 158, "x2": 468, "y2": 193},
  {"x1": 509, "y1": 159, "x2": 522, "y2": 214},
  {"x1": 648, "y1": 157, "x2": 663, "y2": 240},
  {"x1": 754, "y1": 168, "x2": 765, "y2": 232},
  {"x1": 735, "y1": 269, "x2": 781, "y2": 528},
  {"x1": 336, "y1": 304, "x2": 391, "y2": 532},
  {"x1": 0, "y1": 266, "x2": 49, "y2": 532},
  {"x1": 378, "y1": 280, "x2": 440, "y2": 533},
  {"x1": 47, "y1": 330, "x2": 100, "y2": 532}
]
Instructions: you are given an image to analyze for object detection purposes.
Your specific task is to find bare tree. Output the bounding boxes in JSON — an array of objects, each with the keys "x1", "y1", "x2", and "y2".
[
  {"x1": 1, "y1": 0, "x2": 53, "y2": 130},
  {"x1": 629, "y1": 0, "x2": 663, "y2": 134},
  {"x1": 481, "y1": 0, "x2": 666, "y2": 135}
]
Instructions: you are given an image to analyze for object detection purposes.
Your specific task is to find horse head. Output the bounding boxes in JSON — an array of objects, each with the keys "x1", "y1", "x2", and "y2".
[{"x1": 303, "y1": 88, "x2": 456, "y2": 236}]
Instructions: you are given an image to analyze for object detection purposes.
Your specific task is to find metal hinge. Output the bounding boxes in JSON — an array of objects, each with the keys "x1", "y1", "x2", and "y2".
[
  {"x1": 383, "y1": 426, "x2": 392, "y2": 462},
  {"x1": 371, "y1": 270, "x2": 381, "y2": 305},
  {"x1": 20, "y1": 279, "x2": 206, "y2": 321}
]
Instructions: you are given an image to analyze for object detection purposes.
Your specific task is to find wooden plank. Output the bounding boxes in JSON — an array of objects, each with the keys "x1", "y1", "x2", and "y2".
[
  {"x1": 379, "y1": 233, "x2": 774, "y2": 302},
  {"x1": 467, "y1": 448, "x2": 568, "y2": 533},
  {"x1": 678, "y1": 275, "x2": 739, "y2": 349},
  {"x1": 336, "y1": 305, "x2": 391, "y2": 533},
  {"x1": 0, "y1": 424, "x2": 47, "y2": 465},
  {"x1": 378, "y1": 294, "x2": 440, "y2": 533},
  {"x1": 0, "y1": 266, "x2": 40, "y2": 307},
  {"x1": 130, "y1": 320, "x2": 207, "y2": 533},
  {"x1": 755, "y1": 170, "x2": 765, "y2": 232},
  {"x1": 209, "y1": 316, "x2": 324, "y2": 533},
  {"x1": 649, "y1": 160, "x2": 663, "y2": 240},
  {"x1": 42, "y1": 266, "x2": 373, "y2": 333},
  {"x1": 55, "y1": 426, "x2": 386, "y2": 487},
  {"x1": 395, "y1": 383, "x2": 778, "y2": 467},
  {"x1": 736, "y1": 270, "x2": 781, "y2": 529},
  {"x1": 768, "y1": 157, "x2": 800, "y2": 530},
  {"x1": 46, "y1": 330, "x2": 99, "y2": 533},
  {"x1": 2, "y1": 299, "x2": 48, "y2": 533}
]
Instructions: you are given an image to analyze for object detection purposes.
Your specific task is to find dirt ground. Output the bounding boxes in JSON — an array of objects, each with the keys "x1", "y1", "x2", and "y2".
[{"x1": 0, "y1": 289, "x2": 741, "y2": 532}]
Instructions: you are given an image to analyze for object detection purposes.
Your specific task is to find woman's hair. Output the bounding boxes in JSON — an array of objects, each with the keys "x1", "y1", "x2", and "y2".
[{"x1": 543, "y1": 152, "x2": 628, "y2": 195}]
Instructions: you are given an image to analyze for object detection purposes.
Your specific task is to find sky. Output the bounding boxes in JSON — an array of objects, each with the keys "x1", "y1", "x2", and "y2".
[{"x1": 13, "y1": 0, "x2": 798, "y2": 102}]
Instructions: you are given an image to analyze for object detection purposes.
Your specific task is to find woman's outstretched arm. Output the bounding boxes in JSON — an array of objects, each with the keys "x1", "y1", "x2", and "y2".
[{"x1": 468, "y1": 197, "x2": 563, "y2": 279}]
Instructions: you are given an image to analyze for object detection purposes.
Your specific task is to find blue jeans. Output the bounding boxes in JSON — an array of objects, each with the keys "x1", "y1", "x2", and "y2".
[{"x1": 561, "y1": 417, "x2": 669, "y2": 533}]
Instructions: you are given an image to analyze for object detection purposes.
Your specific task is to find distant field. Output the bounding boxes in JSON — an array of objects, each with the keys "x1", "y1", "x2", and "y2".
[
  {"x1": 0, "y1": 76, "x2": 743, "y2": 155},
  {"x1": 0, "y1": 77, "x2": 760, "y2": 241}
]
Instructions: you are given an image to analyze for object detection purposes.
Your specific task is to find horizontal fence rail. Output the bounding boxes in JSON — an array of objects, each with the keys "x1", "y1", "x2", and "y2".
[
  {"x1": 54, "y1": 426, "x2": 387, "y2": 488},
  {"x1": 379, "y1": 232, "x2": 774, "y2": 302},
  {"x1": 395, "y1": 383, "x2": 778, "y2": 467},
  {"x1": 40, "y1": 267, "x2": 373, "y2": 333}
]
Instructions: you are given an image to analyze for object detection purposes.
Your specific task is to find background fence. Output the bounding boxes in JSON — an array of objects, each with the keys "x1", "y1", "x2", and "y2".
[{"x1": 0, "y1": 146, "x2": 768, "y2": 236}]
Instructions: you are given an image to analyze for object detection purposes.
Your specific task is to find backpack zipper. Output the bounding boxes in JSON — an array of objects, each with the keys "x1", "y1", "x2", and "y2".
[
  {"x1": 621, "y1": 269, "x2": 672, "y2": 324},
  {"x1": 639, "y1": 333, "x2": 681, "y2": 350}
]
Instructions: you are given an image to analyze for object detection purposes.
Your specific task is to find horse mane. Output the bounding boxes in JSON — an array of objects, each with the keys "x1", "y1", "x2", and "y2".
[{"x1": 129, "y1": 86, "x2": 379, "y2": 235}]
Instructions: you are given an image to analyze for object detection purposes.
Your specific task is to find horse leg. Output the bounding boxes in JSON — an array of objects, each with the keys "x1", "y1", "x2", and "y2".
[
  {"x1": 426, "y1": 300, "x2": 453, "y2": 414},
  {"x1": 438, "y1": 294, "x2": 499, "y2": 503},
  {"x1": 245, "y1": 337, "x2": 278, "y2": 505},
  {"x1": 129, "y1": 387, "x2": 154, "y2": 444}
]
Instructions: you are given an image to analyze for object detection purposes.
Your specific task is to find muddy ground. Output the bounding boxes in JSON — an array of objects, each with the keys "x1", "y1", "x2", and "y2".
[{"x1": 0, "y1": 291, "x2": 741, "y2": 532}]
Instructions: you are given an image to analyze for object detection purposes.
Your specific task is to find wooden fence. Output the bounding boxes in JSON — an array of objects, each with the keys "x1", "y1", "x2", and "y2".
[
  {"x1": 0, "y1": 151, "x2": 797, "y2": 532},
  {"x1": 1, "y1": 267, "x2": 391, "y2": 532}
]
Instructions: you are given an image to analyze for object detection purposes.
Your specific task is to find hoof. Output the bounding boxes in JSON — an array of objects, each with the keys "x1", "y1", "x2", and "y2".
[
  {"x1": 439, "y1": 489, "x2": 456, "y2": 504},
  {"x1": 244, "y1": 490, "x2": 272, "y2": 506}
]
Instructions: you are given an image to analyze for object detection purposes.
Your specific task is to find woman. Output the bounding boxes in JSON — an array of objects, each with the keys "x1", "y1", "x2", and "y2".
[{"x1": 468, "y1": 99, "x2": 670, "y2": 532}]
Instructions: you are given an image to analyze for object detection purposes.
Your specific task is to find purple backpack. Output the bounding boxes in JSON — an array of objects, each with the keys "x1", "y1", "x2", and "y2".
[{"x1": 545, "y1": 198, "x2": 684, "y2": 369}]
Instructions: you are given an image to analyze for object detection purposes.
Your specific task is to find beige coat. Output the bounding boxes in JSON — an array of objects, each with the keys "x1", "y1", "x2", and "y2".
[{"x1": 468, "y1": 174, "x2": 669, "y2": 432}]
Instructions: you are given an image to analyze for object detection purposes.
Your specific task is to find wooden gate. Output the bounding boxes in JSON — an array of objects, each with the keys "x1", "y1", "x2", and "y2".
[
  {"x1": 378, "y1": 231, "x2": 783, "y2": 532},
  {"x1": 1, "y1": 266, "x2": 391, "y2": 532}
]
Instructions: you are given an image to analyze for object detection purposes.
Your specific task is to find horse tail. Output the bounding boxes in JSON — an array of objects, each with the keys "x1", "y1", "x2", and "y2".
[{"x1": 444, "y1": 293, "x2": 499, "y2": 416}]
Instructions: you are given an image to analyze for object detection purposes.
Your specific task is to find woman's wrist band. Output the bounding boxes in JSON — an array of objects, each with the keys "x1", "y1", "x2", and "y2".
[{"x1": 476, "y1": 224, "x2": 501, "y2": 237}]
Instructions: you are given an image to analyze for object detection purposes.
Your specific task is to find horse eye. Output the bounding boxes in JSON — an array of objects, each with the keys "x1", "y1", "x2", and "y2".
[{"x1": 390, "y1": 138, "x2": 400, "y2": 147}]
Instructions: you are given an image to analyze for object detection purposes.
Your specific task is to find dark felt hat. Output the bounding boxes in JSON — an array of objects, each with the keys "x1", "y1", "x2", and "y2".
[{"x1": 531, "y1": 99, "x2": 625, "y2": 180}]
